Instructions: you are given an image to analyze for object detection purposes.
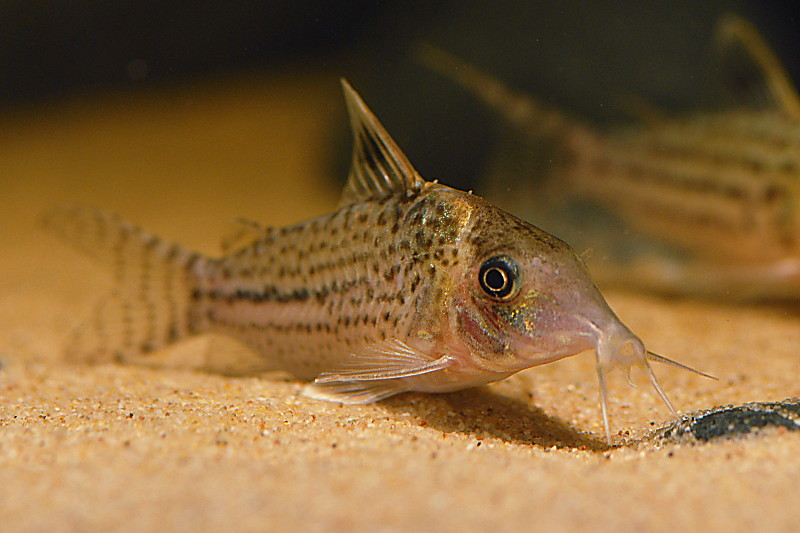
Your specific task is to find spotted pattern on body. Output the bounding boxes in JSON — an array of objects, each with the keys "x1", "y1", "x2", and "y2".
[{"x1": 190, "y1": 190, "x2": 468, "y2": 379}]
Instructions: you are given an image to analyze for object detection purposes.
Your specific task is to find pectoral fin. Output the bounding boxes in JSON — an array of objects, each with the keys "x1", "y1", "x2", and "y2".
[
  {"x1": 302, "y1": 339, "x2": 454, "y2": 404},
  {"x1": 316, "y1": 339, "x2": 454, "y2": 382},
  {"x1": 302, "y1": 380, "x2": 406, "y2": 405}
]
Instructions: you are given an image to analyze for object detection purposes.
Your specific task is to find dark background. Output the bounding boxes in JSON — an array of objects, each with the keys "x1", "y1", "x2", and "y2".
[{"x1": 2, "y1": 1, "x2": 798, "y2": 189}]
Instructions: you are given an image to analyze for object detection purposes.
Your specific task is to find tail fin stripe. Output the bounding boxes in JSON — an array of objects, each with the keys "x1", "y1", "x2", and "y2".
[{"x1": 42, "y1": 205, "x2": 208, "y2": 363}]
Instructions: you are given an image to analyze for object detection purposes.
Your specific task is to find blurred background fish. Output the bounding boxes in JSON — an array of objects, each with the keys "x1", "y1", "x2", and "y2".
[
  {"x1": 3, "y1": 1, "x2": 800, "y2": 330},
  {"x1": 419, "y1": 14, "x2": 800, "y2": 300}
]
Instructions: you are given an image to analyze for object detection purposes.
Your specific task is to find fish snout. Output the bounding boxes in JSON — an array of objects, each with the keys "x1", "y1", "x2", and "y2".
[{"x1": 594, "y1": 321, "x2": 647, "y2": 373}]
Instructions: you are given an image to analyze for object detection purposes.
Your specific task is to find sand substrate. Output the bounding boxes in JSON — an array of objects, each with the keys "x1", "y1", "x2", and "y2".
[{"x1": 1, "y1": 68, "x2": 798, "y2": 533}]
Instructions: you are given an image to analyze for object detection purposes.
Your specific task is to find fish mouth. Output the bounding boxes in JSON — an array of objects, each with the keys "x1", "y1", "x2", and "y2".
[{"x1": 577, "y1": 314, "x2": 714, "y2": 445}]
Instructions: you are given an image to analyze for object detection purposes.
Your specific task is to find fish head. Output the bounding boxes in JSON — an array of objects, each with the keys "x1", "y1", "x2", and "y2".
[
  {"x1": 334, "y1": 80, "x2": 703, "y2": 443},
  {"x1": 452, "y1": 199, "x2": 647, "y2": 376},
  {"x1": 448, "y1": 197, "x2": 704, "y2": 443}
]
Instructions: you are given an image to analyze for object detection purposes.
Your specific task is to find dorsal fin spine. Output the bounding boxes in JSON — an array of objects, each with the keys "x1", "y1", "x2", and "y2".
[{"x1": 339, "y1": 79, "x2": 425, "y2": 207}]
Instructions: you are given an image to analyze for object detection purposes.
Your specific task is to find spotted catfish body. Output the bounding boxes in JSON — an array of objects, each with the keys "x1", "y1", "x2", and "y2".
[
  {"x1": 44, "y1": 80, "x2": 709, "y2": 443},
  {"x1": 422, "y1": 15, "x2": 800, "y2": 298}
]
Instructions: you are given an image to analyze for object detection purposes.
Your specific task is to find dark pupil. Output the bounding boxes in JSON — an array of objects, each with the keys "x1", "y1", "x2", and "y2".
[
  {"x1": 484, "y1": 268, "x2": 507, "y2": 291},
  {"x1": 479, "y1": 256, "x2": 517, "y2": 299}
]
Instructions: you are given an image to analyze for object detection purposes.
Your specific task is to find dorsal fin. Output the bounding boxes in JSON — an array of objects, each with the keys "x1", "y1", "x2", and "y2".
[
  {"x1": 339, "y1": 79, "x2": 425, "y2": 207},
  {"x1": 714, "y1": 13, "x2": 800, "y2": 118}
]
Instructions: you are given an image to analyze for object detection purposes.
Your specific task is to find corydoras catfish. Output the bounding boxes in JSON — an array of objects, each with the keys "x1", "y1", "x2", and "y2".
[
  {"x1": 421, "y1": 15, "x2": 800, "y2": 299},
  {"x1": 43, "y1": 80, "x2": 710, "y2": 444}
]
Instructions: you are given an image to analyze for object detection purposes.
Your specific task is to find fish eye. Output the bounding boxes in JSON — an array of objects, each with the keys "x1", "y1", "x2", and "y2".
[{"x1": 478, "y1": 256, "x2": 519, "y2": 300}]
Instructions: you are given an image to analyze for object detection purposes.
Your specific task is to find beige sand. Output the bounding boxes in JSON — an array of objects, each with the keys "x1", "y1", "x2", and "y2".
[{"x1": 1, "y1": 67, "x2": 798, "y2": 533}]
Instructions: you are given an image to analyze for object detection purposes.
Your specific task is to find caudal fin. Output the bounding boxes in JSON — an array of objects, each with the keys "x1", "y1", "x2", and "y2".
[{"x1": 42, "y1": 205, "x2": 206, "y2": 363}]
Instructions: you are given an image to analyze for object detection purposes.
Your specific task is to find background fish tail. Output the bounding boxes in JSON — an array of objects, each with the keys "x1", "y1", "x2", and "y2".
[
  {"x1": 42, "y1": 205, "x2": 206, "y2": 363},
  {"x1": 418, "y1": 45, "x2": 592, "y2": 207},
  {"x1": 418, "y1": 45, "x2": 583, "y2": 144}
]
